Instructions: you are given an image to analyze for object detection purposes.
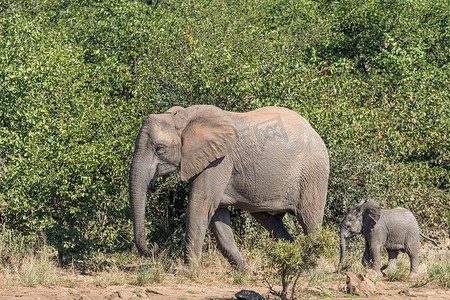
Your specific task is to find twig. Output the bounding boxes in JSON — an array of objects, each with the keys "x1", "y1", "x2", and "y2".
[
  {"x1": 264, "y1": 277, "x2": 281, "y2": 298},
  {"x1": 291, "y1": 274, "x2": 301, "y2": 300},
  {"x1": 118, "y1": 188, "x2": 128, "y2": 200}
]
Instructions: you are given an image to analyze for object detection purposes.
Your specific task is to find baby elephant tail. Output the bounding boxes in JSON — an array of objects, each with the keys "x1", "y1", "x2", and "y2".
[{"x1": 420, "y1": 232, "x2": 438, "y2": 246}]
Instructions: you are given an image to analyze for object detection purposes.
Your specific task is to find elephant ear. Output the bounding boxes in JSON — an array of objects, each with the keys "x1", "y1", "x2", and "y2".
[
  {"x1": 362, "y1": 200, "x2": 381, "y2": 233},
  {"x1": 165, "y1": 106, "x2": 185, "y2": 130},
  {"x1": 355, "y1": 200, "x2": 367, "y2": 210},
  {"x1": 179, "y1": 106, "x2": 239, "y2": 181},
  {"x1": 353, "y1": 200, "x2": 367, "y2": 217},
  {"x1": 165, "y1": 106, "x2": 184, "y2": 115}
]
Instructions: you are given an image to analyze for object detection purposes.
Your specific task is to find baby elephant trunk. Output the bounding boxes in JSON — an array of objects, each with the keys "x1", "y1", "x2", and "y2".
[{"x1": 339, "y1": 231, "x2": 346, "y2": 268}]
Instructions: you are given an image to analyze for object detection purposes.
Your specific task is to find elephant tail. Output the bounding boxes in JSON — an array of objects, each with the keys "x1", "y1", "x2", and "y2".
[{"x1": 420, "y1": 232, "x2": 438, "y2": 246}]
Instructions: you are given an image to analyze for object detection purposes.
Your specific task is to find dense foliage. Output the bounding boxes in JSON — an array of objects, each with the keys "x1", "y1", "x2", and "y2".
[{"x1": 1, "y1": 0, "x2": 448, "y2": 262}]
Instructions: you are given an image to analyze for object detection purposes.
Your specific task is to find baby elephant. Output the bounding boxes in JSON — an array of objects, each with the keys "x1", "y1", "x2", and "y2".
[{"x1": 339, "y1": 200, "x2": 438, "y2": 277}]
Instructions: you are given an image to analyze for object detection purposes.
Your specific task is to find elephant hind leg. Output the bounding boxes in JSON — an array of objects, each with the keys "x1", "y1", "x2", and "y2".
[
  {"x1": 406, "y1": 236, "x2": 420, "y2": 277},
  {"x1": 251, "y1": 212, "x2": 293, "y2": 242},
  {"x1": 407, "y1": 249, "x2": 419, "y2": 278},
  {"x1": 294, "y1": 184, "x2": 327, "y2": 235},
  {"x1": 210, "y1": 208, "x2": 248, "y2": 271},
  {"x1": 386, "y1": 250, "x2": 399, "y2": 272}
]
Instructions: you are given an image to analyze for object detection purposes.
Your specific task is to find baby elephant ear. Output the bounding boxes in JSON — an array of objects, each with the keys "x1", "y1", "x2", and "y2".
[
  {"x1": 354, "y1": 199, "x2": 367, "y2": 217},
  {"x1": 165, "y1": 106, "x2": 184, "y2": 115},
  {"x1": 357, "y1": 199, "x2": 367, "y2": 207},
  {"x1": 363, "y1": 200, "x2": 381, "y2": 232},
  {"x1": 179, "y1": 106, "x2": 239, "y2": 181}
]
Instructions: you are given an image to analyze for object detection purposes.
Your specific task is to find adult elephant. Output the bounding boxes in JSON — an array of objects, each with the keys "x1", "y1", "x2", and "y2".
[{"x1": 129, "y1": 105, "x2": 329, "y2": 270}]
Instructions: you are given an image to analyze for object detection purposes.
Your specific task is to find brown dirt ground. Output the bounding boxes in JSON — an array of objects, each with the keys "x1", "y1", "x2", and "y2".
[
  {"x1": 0, "y1": 273, "x2": 449, "y2": 300},
  {"x1": 1, "y1": 242, "x2": 448, "y2": 299}
]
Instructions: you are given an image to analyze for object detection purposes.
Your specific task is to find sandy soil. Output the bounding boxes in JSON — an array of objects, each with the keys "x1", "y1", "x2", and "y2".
[
  {"x1": 0, "y1": 274, "x2": 449, "y2": 300},
  {"x1": 1, "y1": 247, "x2": 448, "y2": 299}
]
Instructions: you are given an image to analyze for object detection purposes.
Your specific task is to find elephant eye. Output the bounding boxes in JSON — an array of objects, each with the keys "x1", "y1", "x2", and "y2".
[{"x1": 155, "y1": 145, "x2": 166, "y2": 155}]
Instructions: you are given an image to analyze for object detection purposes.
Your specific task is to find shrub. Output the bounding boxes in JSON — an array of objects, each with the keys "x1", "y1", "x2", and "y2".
[{"x1": 263, "y1": 226, "x2": 338, "y2": 300}]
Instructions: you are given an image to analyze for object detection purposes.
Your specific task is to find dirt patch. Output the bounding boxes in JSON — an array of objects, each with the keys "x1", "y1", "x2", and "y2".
[
  {"x1": 0, "y1": 274, "x2": 449, "y2": 300},
  {"x1": 1, "y1": 247, "x2": 448, "y2": 299},
  {"x1": 0, "y1": 280, "x2": 265, "y2": 300},
  {"x1": 307, "y1": 278, "x2": 450, "y2": 300}
]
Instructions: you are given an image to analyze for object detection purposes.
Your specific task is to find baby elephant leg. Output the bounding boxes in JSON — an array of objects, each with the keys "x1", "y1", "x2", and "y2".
[
  {"x1": 361, "y1": 239, "x2": 371, "y2": 267},
  {"x1": 369, "y1": 243, "x2": 383, "y2": 276},
  {"x1": 386, "y1": 250, "x2": 399, "y2": 273},
  {"x1": 407, "y1": 236, "x2": 420, "y2": 278},
  {"x1": 407, "y1": 249, "x2": 419, "y2": 278}
]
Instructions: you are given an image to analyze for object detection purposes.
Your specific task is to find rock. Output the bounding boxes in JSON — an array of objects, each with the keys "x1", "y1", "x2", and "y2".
[
  {"x1": 106, "y1": 290, "x2": 135, "y2": 300},
  {"x1": 106, "y1": 292, "x2": 120, "y2": 300},
  {"x1": 374, "y1": 280, "x2": 388, "y2": 290},
  {"x1": 365, "y1": 269, "x2": 379, "y2": 280},
  {"x1": 119, "y1": 290, "x2": 136, "y2": 299},
  {"x1": 399, "y1": 289, "x2": 415, "y2": 296},
  {"x1": 235, "y1": 290, "x2": 265, "y2": 300},
  {"x1": 346, "y1": 273, "x2": 377, "y2": 297}
]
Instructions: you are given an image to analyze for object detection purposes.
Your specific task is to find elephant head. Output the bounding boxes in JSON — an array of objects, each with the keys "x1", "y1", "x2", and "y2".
[
  {"x1": 339, "y1": 199, "x2": 381, "y2": 267},
  {"x1": 128, "y1": 105, "x2": 239, "y2": 256}
]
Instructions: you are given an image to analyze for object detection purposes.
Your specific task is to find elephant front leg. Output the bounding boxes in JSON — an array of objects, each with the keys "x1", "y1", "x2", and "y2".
[
  {"x1": 183, "y1": 157, "x2": 233, "y2": 269},
  {"x1": 184, "y1": 201, "x2": 212, "y2": 268},
  {"x1": 184, "y1": 191, "x2": 222, "y2": 268},
  {"x1": 362, "y1": 238, "x2": 371, "y2": 267},
  {"x1": 210, "y1": 208, "x2": 248, "y2": 271},
  {"x1": 369, "y1": 243, "x2": 383, "y2": 276}
]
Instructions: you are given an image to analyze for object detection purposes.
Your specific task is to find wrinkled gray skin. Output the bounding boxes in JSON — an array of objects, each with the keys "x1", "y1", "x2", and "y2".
[
  {"x1": 339, "y1": 200, "x2": 438, "y2": 278},
  {"x1": 129, "y1": 105, "x2": 329, "y2": 270}
]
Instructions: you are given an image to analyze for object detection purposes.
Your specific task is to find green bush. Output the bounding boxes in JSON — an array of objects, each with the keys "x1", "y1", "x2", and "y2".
[{"x1": 263, "y1": 226, "x2": 338, "y2": 300}]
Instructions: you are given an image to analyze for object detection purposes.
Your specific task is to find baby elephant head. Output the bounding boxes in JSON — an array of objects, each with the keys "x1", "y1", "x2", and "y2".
[{"x1": 339, "y1": 200, "x2": 381, "y2": 267}]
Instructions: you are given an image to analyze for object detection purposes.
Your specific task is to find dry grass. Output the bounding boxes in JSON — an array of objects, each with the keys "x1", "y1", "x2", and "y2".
[
  {"x1": 0, "y1": 231, "x2": 448, "y2": 291},
  {"x1": 0, "y1": 245, "x2": 65, "y2": 287},
  {"x1": 77, "y1": 245, "x2": 264, "y2": 288}
]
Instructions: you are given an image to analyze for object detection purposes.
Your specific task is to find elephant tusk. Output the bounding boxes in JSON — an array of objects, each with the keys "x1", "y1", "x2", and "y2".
[{"x1": 118, "y1": 188, "x2": 129, "y2": 200}]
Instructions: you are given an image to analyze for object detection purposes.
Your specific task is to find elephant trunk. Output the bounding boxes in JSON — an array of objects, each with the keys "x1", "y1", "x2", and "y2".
[
  {"x1": 129, "y1": 153, "x2": 158, "y2": 256},
  {"x1": 339, "y1": 230, "x2": 346, "y2": 268}
]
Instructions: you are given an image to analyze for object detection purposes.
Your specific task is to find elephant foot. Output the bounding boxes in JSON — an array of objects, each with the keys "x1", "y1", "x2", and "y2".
[
  {"x1": 385, "y1": 266, "x2": 397, "y2": 274},
  {"x1": 408, "y1": 272, "x2": 419, "y2": 279},
  {"x1": 138, "y1": 242, "x2": 159, "y2": 257},
  {"x1": 175, "y1": 264, "x2": 196, "y2": 277},
  {"x1": 235, "y1": 262, "x2": 251, "y2": 274}
]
